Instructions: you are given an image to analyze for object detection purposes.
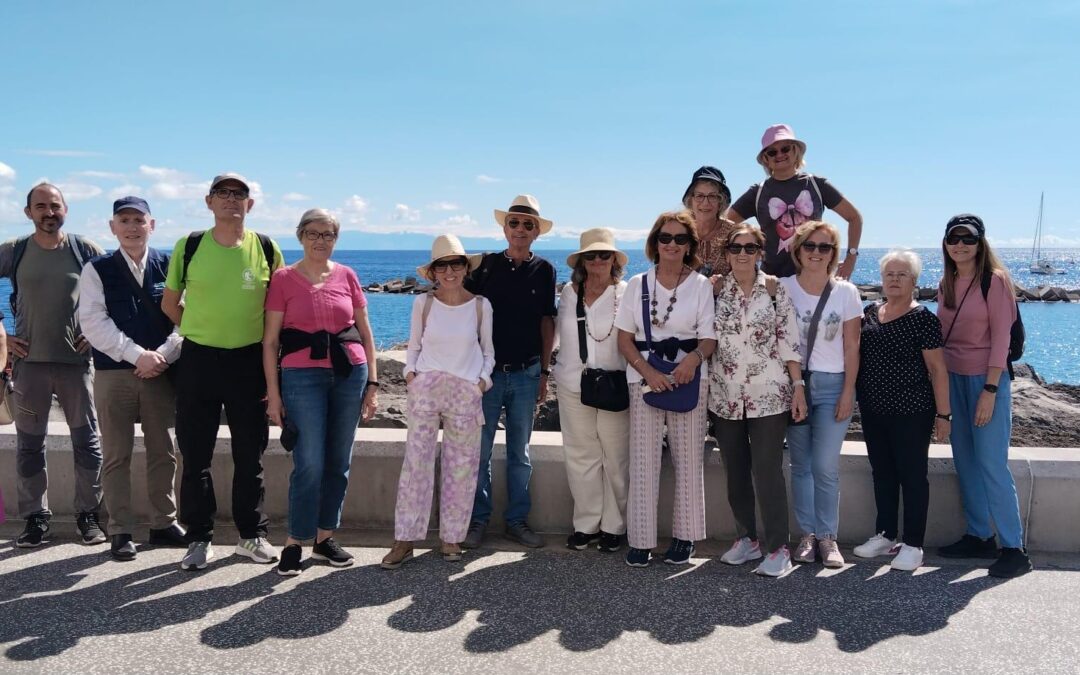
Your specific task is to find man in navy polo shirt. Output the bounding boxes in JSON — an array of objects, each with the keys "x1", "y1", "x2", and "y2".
[
  {"x1": 462, "y1": 194, "x2": 557, "y2": 549},
  {"x1": 79, "y1": 196, "x2": 187, "y2": 560}
]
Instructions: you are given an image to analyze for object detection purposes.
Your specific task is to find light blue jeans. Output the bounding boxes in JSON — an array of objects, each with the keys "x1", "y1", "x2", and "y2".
[
  {"x1": 948, "y1": 372, "x2": 1023, "y2": 548},
  {"x1": 787, "y1": 371, "x2": 851, "y2": 538},
  {"x1": 471, "y1": 361, "x2": 540, "y2": 527}
]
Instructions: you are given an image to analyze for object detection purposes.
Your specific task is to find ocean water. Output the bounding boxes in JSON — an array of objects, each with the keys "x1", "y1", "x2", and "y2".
[{"x1": 3, "y1": 247, "x2": 1078, "y2": 383}]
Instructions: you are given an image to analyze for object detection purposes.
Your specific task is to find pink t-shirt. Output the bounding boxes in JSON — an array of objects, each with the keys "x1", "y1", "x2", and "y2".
[
  {"x1": 937, "y1": 273, "x2": 1016, "y2": 376},
  {"x1": 265, "y1": 265, "x2": 368, "y2": 369}
]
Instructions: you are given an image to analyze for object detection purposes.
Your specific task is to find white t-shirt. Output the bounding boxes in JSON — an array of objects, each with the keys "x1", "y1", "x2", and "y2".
[
  {"x1": 553, "y1": 281, "x2": 627, "y2": 392},
  {"x1": 403, "y1": 294, "x2": 495, "y2": 387},
  {"x1": 780, "y1": 276, "x2": 862, "y2": 374},
  {"x1": 614, "y1": 269, "x2": 717, "y2": 384}
]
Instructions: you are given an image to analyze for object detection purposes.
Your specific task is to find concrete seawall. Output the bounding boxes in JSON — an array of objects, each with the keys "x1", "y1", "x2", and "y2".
[{"x1": 2, "y1": 423, "x2": 1077, "y2": 552}]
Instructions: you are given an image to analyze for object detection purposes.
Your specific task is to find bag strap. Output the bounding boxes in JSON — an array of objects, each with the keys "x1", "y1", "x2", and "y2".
[
  {"x1": 802, "y1": 279, "x2": 834, "y2": 370},
  {"x1": 640, "y1": 272, "x2": 654, "y2": 351},
  {"x1": 576, "y1": 284, "x2": 589, "y2": 364},
  {"x1": 180, "y1": 231, "x2": 205, "y2": 285},
  {"x1": 943, "y1": 277, "x2": 977, "y2": 346},
  {"x1": 114, "y1": 252, "x2": 174, "y2": 342},
  {"x1": 765, "y1": 274, "x2": 778, "y2": 308},
  {"x1": 419, "y1": 290, "x2": 483, "y2": 347},
  {"x1": 807, "y1": 174, "x2": 824, "y2": 208}
]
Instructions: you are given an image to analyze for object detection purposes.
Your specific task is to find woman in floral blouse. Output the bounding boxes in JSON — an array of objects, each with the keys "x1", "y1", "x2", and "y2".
[{"x1": 709, "y1": 226, "x2": 805, "y2": 577}]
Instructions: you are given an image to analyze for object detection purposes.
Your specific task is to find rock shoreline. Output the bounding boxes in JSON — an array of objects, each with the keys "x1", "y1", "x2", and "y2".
[{"x1": 858, "y1": 283, "x2": 1078, "y2": 303}]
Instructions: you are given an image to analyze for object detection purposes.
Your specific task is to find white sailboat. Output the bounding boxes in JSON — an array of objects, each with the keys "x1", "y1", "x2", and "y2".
[{"x1": 1029, "y1": 192, "x2": 1062, "y2": 275}]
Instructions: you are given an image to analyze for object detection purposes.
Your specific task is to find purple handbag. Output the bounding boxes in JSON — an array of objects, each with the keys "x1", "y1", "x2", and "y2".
[{"x1": 639, "y1": 274, "x2": 701, "y2": 413}]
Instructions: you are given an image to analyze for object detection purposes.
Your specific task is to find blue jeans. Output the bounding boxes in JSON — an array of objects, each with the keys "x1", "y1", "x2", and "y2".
[
  {"x1": 281, "y1": 363, "x2": 368, "y2": 540},
  {"x1": 471, "y1": 362, "x2": 540, "y2": 526},
  {"x1": 787, "y1": 371, "x2": 851, "y2": 538},
  {"x1": 948, "y1": 372, "x2": 1023, "y2": 548}
]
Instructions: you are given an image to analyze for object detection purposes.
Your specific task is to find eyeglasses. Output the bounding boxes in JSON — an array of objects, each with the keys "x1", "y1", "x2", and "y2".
[
  {"x1": 209, "y1": 188, "x2": 249, "y2": 200},
  {"x1": 945, "y1": 234, "x2": 979, "y2": 246},
  {"x1": 764, "y1": 144, "x2": 794, "y2": 158},
  {"x1": 800, "y1": 242, "x2": 835, "y2": 253},
  {"x1": 506, "y1": 218, "x2": 536, "y2": 231},
  {"x1": 656, "y1": 232, "x2": 691, "y2": 245},
  {"x1": 432, "y1": 258, "x2": 467, "y2": 273},
  {"x1": 303, "y1": 230, "x2": 338, "y2": 242},
  {"x1": 581, "y1": 251, "x2": 613, "y2": 262},
  {"x1": 726, "y1": 243, "x2": 762, "y2": 255},
  {"x1": 884, "y1": 271, "x2": 912, "y2": 281},
  {"x1": 692, "y1": 192, "x2": 722, "y2": 203}
]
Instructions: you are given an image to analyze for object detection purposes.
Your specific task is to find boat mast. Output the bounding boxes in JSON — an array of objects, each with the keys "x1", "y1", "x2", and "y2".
[{"x1": 1031, "y1": 191, "x2": 1045, "y2": 263}]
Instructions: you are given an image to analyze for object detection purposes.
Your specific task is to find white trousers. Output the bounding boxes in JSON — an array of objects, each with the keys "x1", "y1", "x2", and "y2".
[{"x1": 557, "y1": 388, "x2": 630, "y2": 535}]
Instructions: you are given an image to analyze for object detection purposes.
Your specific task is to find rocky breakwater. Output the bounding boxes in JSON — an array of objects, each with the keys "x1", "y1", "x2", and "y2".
[{"x1": 856, "y1": 283, "x2": 1079, "y2": 303}]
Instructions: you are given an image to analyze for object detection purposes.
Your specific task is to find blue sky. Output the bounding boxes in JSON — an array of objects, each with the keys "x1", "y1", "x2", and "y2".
[{"x1": 2, "y1": 1, "x2": 1079, "y2": 251}]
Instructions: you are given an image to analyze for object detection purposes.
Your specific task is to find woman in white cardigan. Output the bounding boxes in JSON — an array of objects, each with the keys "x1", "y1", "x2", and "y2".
[{"x1": 554, "y1": 229, "x2": 630, "y2": 553}]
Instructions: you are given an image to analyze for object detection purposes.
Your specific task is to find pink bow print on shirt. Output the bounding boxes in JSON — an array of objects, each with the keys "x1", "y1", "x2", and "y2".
[{"x1": 768, "y1": 189, "x2": 815, "y2": 253}]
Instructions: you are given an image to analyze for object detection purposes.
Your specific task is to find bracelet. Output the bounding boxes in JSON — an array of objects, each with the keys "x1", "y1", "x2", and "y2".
[
  {"x1": 367, "y1": 381, "x2": 380, "y2": 388},
  {"x1": 631, "y1": 358, "x2": 644, "y2": 370},
  {"x1": 693, "y1": 348, "x2": 706, "y2": 362},
  {"x1": 935, "y1": 412, "x2": 952, "y2": 422},
  {"x1": 540, "y1": 368, "x2": 551, "y2": 376}
]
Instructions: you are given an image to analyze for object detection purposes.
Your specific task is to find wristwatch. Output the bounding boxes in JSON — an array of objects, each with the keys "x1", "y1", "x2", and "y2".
[
  {"x1": 540, "y1": 368, "x2": 551, "y2": 376},
  {"x1": 983, "y1": 383, "x2": 999, "y2": 394},
  {"x1": 935, "y1": 412, "x2": 952, "y2": 422},
  {"x1": 847, "y1": 247, "x2": 859, "y2": 257}
]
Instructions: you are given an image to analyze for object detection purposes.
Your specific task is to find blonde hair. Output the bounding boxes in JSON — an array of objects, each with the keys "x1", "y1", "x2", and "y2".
[
  {"x1": 757, "y1": 144, "x2": 807, "y2": 177},
  {"x1": 791, "y1": 220, "x2": 841, "y2": 275}
]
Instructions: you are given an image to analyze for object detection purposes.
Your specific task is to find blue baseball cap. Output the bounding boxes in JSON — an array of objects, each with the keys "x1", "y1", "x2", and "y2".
[{"x1": 113, "y1": 196, "x2": 151, "y2": 215}]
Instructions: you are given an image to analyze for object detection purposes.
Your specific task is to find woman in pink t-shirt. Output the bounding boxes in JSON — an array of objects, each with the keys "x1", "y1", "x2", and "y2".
[{"x1": 262, "y1": 208, "x2": 378, "y2": 576}]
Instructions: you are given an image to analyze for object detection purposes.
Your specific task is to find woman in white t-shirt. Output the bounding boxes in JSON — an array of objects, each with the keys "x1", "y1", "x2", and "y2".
[
  {"x1": 780, "y1": 221, "x2": 862, "y2": 569},
  {"x1": 615, "y1": 211, "x2": 717, "y2": 568},
  {"x1": 382, "y1": 234, "x2": 494, "y2": 569},
  {"x1": 554, "y1": 229, "x2": 629, "y2": 553}
]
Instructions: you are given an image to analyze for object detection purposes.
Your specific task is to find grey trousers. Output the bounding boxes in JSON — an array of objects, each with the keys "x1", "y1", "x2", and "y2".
[
  {"x1": 12, "y1": 360, "x2": 103, "y2": 518},
  {"x1": 95, "y1": 369, "x2": 178, "y2": 534}
]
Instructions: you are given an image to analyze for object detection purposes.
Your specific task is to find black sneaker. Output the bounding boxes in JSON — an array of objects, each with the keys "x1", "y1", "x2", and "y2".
[
  {"x1": 16, "y1": 516, "x2": 50, "y2": 548},
  {"x1": 312, "y1": 537, "x2": 354, "y2": 567},
  {"x1": 76, "y1": 512, "x2": 107, "y2": 545},
  {"x1": 566, "y1": 531, "x2": 600, "y2": 551},
  {"x1": 664, "y1": 538, "x2": 695, "y2": 565},
  {"x1": 625, "y1": 547, "x2": 650, "y2": 568},
  {"x1": 111, "y1": 534, "x2": 137, "y2": 561},
  {"x1": 598, "y1": 532, "x2": 623, "y2": 553},
  {"x1": 148, "y1": 523, "x2": 188, "y2": 547},
  {"x1": 277, "y1": 544, "x2": 303, "y2": 576},
  {"x1": 988, "y1": 547, "x2": 1033, "y2": 578},
  {"x1": 938, "y1": 534, "x2": 998, "y2": 559},
  {"x1": 462, "y1": 521, "x2": 485, "y2": 550}
]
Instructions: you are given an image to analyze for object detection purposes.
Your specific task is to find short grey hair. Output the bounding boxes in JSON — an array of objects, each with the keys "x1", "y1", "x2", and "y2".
[
  {"x1": 296, "y1": 208, "x2": 340, "y2": 242},
  {"x1": 878, "y1": 247, "x2": 922, "y2": 282}
]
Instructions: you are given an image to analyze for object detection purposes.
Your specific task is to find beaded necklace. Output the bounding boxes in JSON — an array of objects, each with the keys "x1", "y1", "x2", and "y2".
[
  {"x1": 581, "y1": 284, "x2": 619, "y2": 342},
  {"x1": 650, "y1": 265, "x2": 689, "y2": 327}
]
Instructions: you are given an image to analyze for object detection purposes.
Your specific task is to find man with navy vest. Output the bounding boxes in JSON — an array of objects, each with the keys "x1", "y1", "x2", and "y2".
[
  {"x1": 0, "y1": 183, "x2": 106, "y2": 548},
  {"x1": 79, "y1": 196, "x2": 188, "y2": 560}
]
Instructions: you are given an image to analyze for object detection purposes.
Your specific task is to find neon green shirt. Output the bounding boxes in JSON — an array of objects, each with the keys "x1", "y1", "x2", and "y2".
[{"x1": 165, "y1": 229, "x2": 283, "y2": 349}]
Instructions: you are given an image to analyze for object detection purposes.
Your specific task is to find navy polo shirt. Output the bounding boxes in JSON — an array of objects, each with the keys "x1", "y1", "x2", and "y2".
[{"x1": 465, "y1": 252, "x2": 556, "y2": 366}]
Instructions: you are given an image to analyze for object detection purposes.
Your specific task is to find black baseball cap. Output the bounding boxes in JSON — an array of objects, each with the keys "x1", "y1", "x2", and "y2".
[
  {"x1": 945, "y1": 214, "x2": 985, "y2": 238},
  {"x1": 113, "y1": 196, "x2": 151, "y2": 215}
]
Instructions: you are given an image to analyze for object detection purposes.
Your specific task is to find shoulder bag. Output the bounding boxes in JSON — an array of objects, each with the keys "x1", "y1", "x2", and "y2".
[
  {"x1": 640, "y1": 273, "x2": 701, "y2": 413},
  {"x1": 577, "y1": 285, "x2": 629, "y2": 412}
]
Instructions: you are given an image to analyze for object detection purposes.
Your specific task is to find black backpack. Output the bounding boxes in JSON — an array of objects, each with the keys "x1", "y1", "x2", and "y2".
[
  {"x1": 8, "y1": 233, "x2": 97, "y2": 315},
  {"x1": 180, "y1": 230, "x2": 277, "y2": 284},
  {"x1": 979, "y1": 269, "x2": 1025, "y2": 377}
]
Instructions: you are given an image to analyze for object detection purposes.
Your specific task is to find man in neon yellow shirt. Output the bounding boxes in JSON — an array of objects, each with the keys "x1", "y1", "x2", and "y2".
[{"x1": 162, "y1": 173, "x2": 283, "y2": 571}]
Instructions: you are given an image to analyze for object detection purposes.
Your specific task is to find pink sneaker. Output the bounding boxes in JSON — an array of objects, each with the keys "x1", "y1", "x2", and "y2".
[
  {"x1": 793, "y1": 534, "x2": 816, "y2": 563},
  {"x1": 818, "y1": 536, "x2": 845, "y2": 568}
]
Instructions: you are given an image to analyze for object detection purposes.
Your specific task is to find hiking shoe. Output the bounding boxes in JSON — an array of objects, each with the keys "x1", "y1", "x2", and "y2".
[
  {"x1": 462, "y1": 521, "x2": 485, "y2": 550},
  {"x1": 988, "y1": 547, "x2": 1033, "y2": 578},
  {"x1": 277, "y1": 544, "x2": 303, "y2": 576},
  {"x1": 793, "y1": 534, "x2": 817, "y2": 563},
  {"x1": 721, "y1": 537, "x2": 763, "y2": 565},
  {"x1": 625, "y1": 547, "x2": 650, "y2": 567},
  {"x1": 148, "y1": 523, "x2": 188, "y2": 547},
  {"x1": 890, "y1": 544, "x2": 924, "y2": 571},
  {"x1": 16, "y1": 516, "x2": 50, "y2": 548},
  {"x1": 111, "y1": 534, "x2": 137, "y2": 561},
  {"x1": 381, "y1": 541, "x2": 414, "y2": 569},
  {"x1": 597, "y1": 532, "x2": 623, "y2": 553},
  {"x1": 854, "y1": 532, "x2": 899, "y2": 559},
  {"x1": 566, "y1": 531, "x2": 600, "y2": 551},
  {"x1": 180, "y1": 541, "x2": 214, "y2": 571},
  {"x1": 505, "y1": 522, "x2": 544, "y2": 548},
  {"x1": 939, "y1": 534, "x2": 998, "y2": 559},
  {"x1": 754, "y1": 546, "x2": 793, "y2": 577},
  {"x1": 440, "y1": 541, "x2": 463, "y2": 562},
  {"x1": 663, "y1": 538, "x2": 695, "y2": 565},
  {"x1": 818, "y1": 536, "x2": 845, "y2": 568},
  {"x1": 235, "y1": 537, "x2": 279, "y2": 563},
  {"x1": 312, "y1": 537, "x2": 354, "y2": 567},
  {"x1": 77, "y1": 512, "x2": 107, "y2": 545}
]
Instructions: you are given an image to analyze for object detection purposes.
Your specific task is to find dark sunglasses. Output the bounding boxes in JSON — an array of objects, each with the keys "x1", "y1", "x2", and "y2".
[
  {"x1": 764, "y1": 144, "x2": 794, "y2": 158},
  {"x1": 506, "y1": 218, "x2": 536, "y2": 231},
  {"x1": 656, "y1": 232, "x2": 691, "y2": 245},
  {"x1": 726, "y1": 243, "x2": 762, "y2": 255},
  {"x1": 945, "y1": 234, "x2": 980, "y2": 246},
  {"x1": 800, "y1": 242, "x2": 835, "y2": 253},
  {"x1": 581, "y1": 251, "x2": 613, "y2": 262},
  {"x1": 431, "y1": 258, "x2": 468, "y2": 273}
]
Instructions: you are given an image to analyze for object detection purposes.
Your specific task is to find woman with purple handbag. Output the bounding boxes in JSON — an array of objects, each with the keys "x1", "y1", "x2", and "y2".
[{"x1": 615, "y1": 211, "x2": 717, "y2": 568}]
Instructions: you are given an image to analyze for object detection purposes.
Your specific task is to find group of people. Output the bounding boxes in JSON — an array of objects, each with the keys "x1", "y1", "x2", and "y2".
[{"x1": 1, "y1": 123, "x2": 1032, "y2": 580}]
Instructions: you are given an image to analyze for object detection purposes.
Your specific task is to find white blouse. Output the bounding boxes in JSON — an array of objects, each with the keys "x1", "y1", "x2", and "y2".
[
  {"x1": 403, "y1": 295, "x2": 495, "y2": 387},
  {"x1": 614, "y1": 269, "x2": 717, "y2": 384},
  {"x1": 779, "y1": 276, "x2": 862, "y2": 374},
  {"x1": 553, "y1": 281, "x2": 627, "y2": 393}
]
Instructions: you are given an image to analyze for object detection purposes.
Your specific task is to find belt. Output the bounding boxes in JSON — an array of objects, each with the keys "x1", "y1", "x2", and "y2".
[{"x1": 494, "y1": 356, "x2": 540, "y2": 372}]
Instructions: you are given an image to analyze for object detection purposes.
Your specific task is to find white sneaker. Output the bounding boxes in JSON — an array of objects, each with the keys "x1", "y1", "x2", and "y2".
[
  {"x1": 853, "y1": 532, "x2": 899, "y2": 559},
  {"x1": 754, "y1": 546, "x2": 793, "y2": 577},
  {"x1": 721, "y1": 537, "x2": 763, "y2": 565},
  {"x1": 180, "y1": 541, "x2": 214, "y2": 571},
  {"x1": 235, "y1": 537, "x2": 279, "y2": 564},
  {"x1": 890, "y1": 544, "x2": 924, "y2": 571}
]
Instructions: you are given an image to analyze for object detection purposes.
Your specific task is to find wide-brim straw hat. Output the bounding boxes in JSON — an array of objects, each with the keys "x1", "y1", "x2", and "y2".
[
  {"x1": 493, "y1": 194, "x2": 553, "y2": 235},
  {"x1": 416, "y1": 233, "x2": 484, "y2": 279},
  {"x1": 566, "y1": 227, "x2": 628, "y2": 268},
  {"x1": 756, "y1": 123, "x2": 807, "y2": 164}
]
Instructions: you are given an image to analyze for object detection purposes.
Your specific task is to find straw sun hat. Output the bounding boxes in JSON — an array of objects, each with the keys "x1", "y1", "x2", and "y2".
[
  {"x1": 416, "y1": 234, "x2": 483, "y2": 279},
  {"x1": 566, "y1": 228, "x2": 628, "y2": 268},
  {"x1": 493, "y1": 194, "x2": 554, "y2": 235}
]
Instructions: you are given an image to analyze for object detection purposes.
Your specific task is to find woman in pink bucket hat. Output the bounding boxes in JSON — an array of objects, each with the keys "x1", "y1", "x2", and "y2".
[{"x1": 726, "y1": 124, "x2": 864, "y2": 280}]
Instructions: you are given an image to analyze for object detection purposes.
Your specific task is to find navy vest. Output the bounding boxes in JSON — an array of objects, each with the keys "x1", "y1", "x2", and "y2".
[{"x1": 89, "y1": 248, "x2": 172, "y2": 371}]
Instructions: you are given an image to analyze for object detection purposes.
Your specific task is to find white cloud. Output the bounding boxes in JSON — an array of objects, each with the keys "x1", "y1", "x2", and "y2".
[
  {"x1": 393, "y1": 203, "x2": 420, "y2": 222},
  {"x1": 0, "y1": 161, "x2": 15, "y2": 181},
  {"x1": 139, "y1": 165, "x2": 186, "y2": 181},
  {"x1": 428, "y1": 201, "x2": 459, "y2": 211},
  {"x1": 148, "y1": 180, "x2": 210, "y2": 201},
  {"x1": 476, "y1": 174, "x2": 502, "y2": 184},
  {"x1": 56, "y1": 182, "x2": 104, "y2": 201},
  {"x1": 74, "y1": 170, "x2": 125, "y2": 179},
  {"x1": 341, "y1": 195, "x2": 369, "y2": 225},
  {"x1": 282, "y1": 192, "x2": 310, "y2": 202},
  {"x1": 22, "y1": 149, "x2": 104, "y2": 157},
  {"x1": 108, "y1": 184, "x2": 146, "y2": 200}
]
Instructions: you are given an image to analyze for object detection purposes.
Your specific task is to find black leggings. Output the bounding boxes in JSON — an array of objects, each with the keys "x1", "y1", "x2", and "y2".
[{"x1": 860, "y1": 409, "x2": 934, "y2": 547}]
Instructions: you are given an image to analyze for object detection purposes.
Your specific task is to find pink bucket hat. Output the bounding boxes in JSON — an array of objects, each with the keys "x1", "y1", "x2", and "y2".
[{"x1": 757, "y1": 124, "x2": 807, "y2": 160}]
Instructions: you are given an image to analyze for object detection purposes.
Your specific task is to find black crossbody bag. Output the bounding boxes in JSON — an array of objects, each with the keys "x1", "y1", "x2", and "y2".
[{"x1": 577, "y1": 285, "x2": 629, "y2": 412}]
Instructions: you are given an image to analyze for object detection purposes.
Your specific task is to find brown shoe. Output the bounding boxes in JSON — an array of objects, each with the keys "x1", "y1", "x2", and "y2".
[
  {"x1": 440, "y1": 541, "x2": 463, "y2": 562},
  {"x1": 380, "y1": 541, "x2": 414, "y2": 569}
]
